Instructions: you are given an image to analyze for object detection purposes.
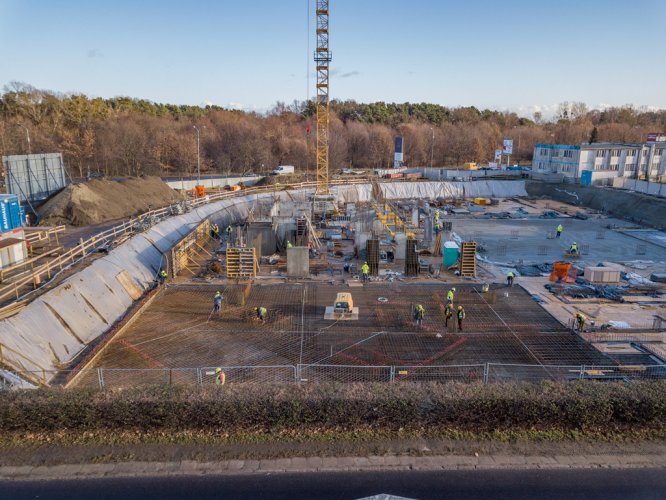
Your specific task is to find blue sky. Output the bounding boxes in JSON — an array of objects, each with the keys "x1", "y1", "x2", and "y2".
[{"x1": 1, "y1": 0, "x2": 664, "y2": 117}]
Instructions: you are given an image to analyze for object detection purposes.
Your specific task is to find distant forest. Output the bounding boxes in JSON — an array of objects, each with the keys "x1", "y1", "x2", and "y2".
[{"x1": 1, "y1": 82, "x2": 665, "y2": 178}]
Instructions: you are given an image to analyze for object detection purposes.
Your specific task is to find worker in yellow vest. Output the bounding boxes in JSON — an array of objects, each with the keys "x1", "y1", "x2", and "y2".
[
  {"x1": 457, "y1": 305, "x2": 466, "y2": 331},
  {"x1": 255, "y1": 306, "x2": 267, "y2": 323},
  {"x1": 361, "y1": 262, "x2": 370, "y2": 282},
  {"x1": 575, "y1": 312, "x2": 586, "y2": 332},
  {"x1": 215, "y1": 367, "x2": 226, "y2": 385},
  {"x1": 414, "y1": 304, "x2": 425, "y2": 327}
]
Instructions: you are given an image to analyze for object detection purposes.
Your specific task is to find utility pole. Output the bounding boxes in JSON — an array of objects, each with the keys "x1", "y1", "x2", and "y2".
[
  {"x1": 193, "y1": 125, "x2": 201, "y2": 183},
  {"x1": 16, "y1": 123, "x2": 31, "y2": 155},
  {"x1": 430, "y1": 127, "x2": 435, "y2": 169}
]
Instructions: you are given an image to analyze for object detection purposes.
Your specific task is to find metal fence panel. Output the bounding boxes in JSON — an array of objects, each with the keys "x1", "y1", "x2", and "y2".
[
  {"x1": 2, "y1": 153, "x2": 68, "y2": 204},
  {"x1": 487, "y1": 363, "x2": 584, "y2": 382},
  {"x1": 393, "y1": 364, "x2": 485, "y2": 382},
  {"x1": 201, "y1": 365, "x2": 296, "y2": 385},
  {"x1": 298, "y1": 364, "x2": 392, "y2": 383}
]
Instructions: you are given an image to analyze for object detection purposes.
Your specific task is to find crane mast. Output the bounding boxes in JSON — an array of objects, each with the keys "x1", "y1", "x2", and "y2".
[{"x1": 314, "y1": 0, "x2": 331, "y2": 196}]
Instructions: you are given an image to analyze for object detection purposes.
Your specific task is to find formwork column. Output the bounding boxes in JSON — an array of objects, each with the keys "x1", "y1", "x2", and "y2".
[
  {"x1": 404, "y1": 238, "x2": 418, "y2": 276},
  {"x1": 366, "y1": 239, "x2": 379, "y2": 276}
]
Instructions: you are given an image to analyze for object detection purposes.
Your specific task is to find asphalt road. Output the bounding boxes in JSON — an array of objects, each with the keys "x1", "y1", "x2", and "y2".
[{"x1": 1, "y1": 468, "x2": 665, "y2": 500}]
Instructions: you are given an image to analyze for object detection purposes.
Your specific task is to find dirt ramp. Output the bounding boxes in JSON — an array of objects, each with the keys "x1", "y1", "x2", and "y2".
[{"x1": 38, "y1": 176, "x2": 184, "y2": 226}]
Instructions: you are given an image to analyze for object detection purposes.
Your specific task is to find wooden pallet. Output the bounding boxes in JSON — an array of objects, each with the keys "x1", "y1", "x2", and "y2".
[
  {"x1": 226, "y1": 247, "x2": 256, "y2": 278},
  {"x1": 460, "y1": 241, "x2": 477, "y2": 277}
]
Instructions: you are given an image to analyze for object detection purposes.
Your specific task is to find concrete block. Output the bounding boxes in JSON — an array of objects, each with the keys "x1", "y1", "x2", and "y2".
[{"x1": 287, "y1": 246, "x2": 309, "y2": 278}]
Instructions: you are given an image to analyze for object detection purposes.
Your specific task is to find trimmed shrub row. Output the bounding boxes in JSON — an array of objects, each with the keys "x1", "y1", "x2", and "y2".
[{"x1": 1, "y1": 381, "x2": 665, "y2": 433}]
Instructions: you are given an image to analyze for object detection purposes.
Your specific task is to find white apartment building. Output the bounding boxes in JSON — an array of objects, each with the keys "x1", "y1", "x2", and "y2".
[{"x1": 533, "y1": 140, "x2": 666, "y2": 185}]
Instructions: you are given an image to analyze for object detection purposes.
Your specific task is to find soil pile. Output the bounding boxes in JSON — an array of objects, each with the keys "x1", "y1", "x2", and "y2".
[
  {"x1": 38, "y1": 176, "x2": 184, "y2": 226},
  {"x1": 254, "y1": 173, "x2": 307, "y2": 187}
]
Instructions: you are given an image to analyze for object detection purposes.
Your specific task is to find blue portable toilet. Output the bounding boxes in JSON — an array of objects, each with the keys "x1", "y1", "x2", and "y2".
[
  {"x1": 443, "y1": 241, "x2": 460, "y2": 267},
  {"x1": 0, "y1": 194, "x2": 24, "y2": 232},
  {"x1": 580, "y1": 170, "x2": 592, "y2": 186}
]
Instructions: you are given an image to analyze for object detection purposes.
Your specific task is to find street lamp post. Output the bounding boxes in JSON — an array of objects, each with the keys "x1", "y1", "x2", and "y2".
[
  {"x1": 430, "y1": 127, "x2": 435, "y2": 170},
  {"x1": 193, "y1": 125, "x2": 201, "y2": 183},
  {"x1": 16, "y1": 124, "x2": 31, "y2": 155}
]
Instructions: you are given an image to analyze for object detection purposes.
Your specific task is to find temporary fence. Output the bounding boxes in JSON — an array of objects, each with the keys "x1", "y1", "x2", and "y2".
[{"x1": 2, "y1": 362, "x2": 665, "y2": 390}]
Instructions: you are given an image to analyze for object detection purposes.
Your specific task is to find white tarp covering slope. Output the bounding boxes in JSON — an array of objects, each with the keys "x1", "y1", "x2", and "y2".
[
  {"x1": 333, "y1": 180, "x2": 526, "y2": 204},
  {"x1": 0, "y1": 191, "x2": 276, "y2": 382}
]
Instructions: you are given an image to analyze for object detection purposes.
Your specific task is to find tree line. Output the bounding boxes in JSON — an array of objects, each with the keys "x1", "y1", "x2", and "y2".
[{"x1": 1, "y1": 82, "x2": 665, "y2": 179}]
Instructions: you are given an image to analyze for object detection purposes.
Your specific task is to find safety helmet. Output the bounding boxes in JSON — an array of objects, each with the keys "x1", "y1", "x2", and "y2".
[
  {"x1": 451, "y1": 287, "x2": 456, "y2": 292},
  {"x1": 216, "y1": 291, "x2": 221, "y2": 294},
  {"x1": 215, "y1": 368, "x2": 221, "y2": 373},
  {"x1": 573, "y1": 242, "x2": 577, "y2": 245},
  {"x1": 458, "y1": 305, "x2": 463, "y2": 310}
]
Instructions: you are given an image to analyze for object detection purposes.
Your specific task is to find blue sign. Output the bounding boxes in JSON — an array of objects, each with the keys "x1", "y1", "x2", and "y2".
[{"x1": 394, "y1": 136, "x2": 403, "y2": 154}]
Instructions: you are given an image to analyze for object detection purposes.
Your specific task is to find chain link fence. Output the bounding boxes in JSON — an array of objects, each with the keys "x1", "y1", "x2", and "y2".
[{"x1": 2, "y1": 362, "x2": 665, "y2": 390}]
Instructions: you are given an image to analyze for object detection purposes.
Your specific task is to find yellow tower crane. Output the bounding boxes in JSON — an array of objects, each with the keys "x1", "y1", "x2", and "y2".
[{"x1": 313, "y1": 0, "x2": 333, "y2": 213}]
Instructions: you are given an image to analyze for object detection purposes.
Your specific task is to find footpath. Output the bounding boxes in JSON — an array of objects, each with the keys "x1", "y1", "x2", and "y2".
[{"x1": 2, "y1": 453, "x2": 665, "y2": 480}]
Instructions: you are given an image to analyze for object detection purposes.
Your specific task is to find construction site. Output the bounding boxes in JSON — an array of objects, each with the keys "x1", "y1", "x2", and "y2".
[{"x1": 1, "y1": 1, "x2": 666, "y2": 390}]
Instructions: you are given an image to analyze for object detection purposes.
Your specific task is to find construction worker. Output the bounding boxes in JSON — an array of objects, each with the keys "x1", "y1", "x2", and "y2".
[
  {"x1": 212, "y1": 223, "x2": 220, "y2": 240},
  {"x1": 457, "y1": 305, "x2": 466, "y2": 331},
  {"x1": 444, "y1": 303, "x2": 454, "y2": 328},
  {"x1": 158, "y1": 268, "x2": 168, "y2": 285},
  {"x1": 414, "y1": 304, "x2": 425, "y2": 327},
  {"x1": 446, "y1": 287, "x2": 456, "y2": 305},
  {"x1": 213, "y1": 291, "x2": 223, "y2": 315},
  {"x1": 507, "y1": 271, "x2": 515, "y2": 287},
  {"x1": 361, "y1": 261, "x2": 370, "y2": 282},
  {"x1": 255, "y1": 306, "x2": 267, "y2": 323},
  {"x1": 556, "y1": 224, "x2": 563, "y2": 238},
  {"x1": 215, "y1": 367, "x2": 226, "y2": 385},
  {"x1": 287, "y1": 240, "x2": 293, "y2": 248},
  {"x1": 435, "y1": 209, "x2": 440, "y2": 223},
  {"x1": 575, "y1": 312, "x2": 586, "y2": 332},
  {"x1": 569, "y1": 242, "x2": 578, "y2": 254}
]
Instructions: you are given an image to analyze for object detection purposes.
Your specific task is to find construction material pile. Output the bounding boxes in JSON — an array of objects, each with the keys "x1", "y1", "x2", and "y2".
[{"x1": 37, "y1": 176, "x2": 184, "y2": 226}]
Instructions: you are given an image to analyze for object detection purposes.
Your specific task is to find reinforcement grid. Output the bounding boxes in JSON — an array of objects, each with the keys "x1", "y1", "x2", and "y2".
[{"x1": 76, "y1": 282, "x2": 620, "y2": 385}]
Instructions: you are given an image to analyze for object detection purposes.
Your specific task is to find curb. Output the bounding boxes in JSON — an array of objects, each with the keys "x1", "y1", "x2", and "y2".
[{"x1": 2, "y1": 454, "x2": 665, "y2": 481}]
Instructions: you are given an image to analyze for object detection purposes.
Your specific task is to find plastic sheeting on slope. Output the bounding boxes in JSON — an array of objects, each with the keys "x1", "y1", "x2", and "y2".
[
  {"x1": 0, "y1": 191, "x2": 275, "y2": 382},
  {"x1": 332, "y1": 180, "x2": 526, "y2": 204},
  {"x1": 380, "y1": 180, "x2": 527, "y2": 200}
]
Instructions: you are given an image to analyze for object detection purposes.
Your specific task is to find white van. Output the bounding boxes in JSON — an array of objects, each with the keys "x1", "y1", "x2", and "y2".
[{"x1": 271, "y1": 165, "x2": 295, "y2": 175}]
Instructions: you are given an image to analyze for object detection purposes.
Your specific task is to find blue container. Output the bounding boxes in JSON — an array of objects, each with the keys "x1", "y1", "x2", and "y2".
[
  {"x1": 0, "y1": 194, "x2": 24, "y2": 232},
  {"x1": 443, "y1": 241, "x2": 460, "y2": 267}
]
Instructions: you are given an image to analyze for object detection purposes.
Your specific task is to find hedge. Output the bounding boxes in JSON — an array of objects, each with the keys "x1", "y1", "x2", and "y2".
[{"x1": 0, "y1": 381, "x2": 664, "y2": 433}]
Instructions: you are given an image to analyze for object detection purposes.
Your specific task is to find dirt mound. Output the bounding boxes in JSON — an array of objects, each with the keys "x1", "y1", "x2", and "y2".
[
  {"x1": 254, "y1": 173, "x2": 307, "y2": 187},
  {"x1": 38, "y1": 176, "x2": 184, "y2": 226}
]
